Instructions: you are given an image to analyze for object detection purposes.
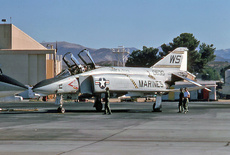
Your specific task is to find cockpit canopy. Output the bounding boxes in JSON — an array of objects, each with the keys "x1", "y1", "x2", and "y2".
[{"x1": 63, "y1": 49, "x2": 96, "y2": 75}]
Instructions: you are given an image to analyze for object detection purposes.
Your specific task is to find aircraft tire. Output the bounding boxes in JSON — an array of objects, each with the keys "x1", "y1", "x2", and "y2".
[
  {"x1": 152, "y1": 103, "x2": 156, "y2": 111},
  {"x1": 61, "y1": 107, "x2": 65, "y2": 113},
  {"x1": 57, "y1": 107, "x2": 65, "y2": 113},
  {"x1": 95, "y1": 103, "x2": 103, "y2": 112},
  {"x1": 152, "y1": 103, "x2": 162, "y2": 112}
]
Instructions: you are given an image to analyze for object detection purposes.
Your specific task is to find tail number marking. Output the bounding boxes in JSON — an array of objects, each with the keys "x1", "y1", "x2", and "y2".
[{"x1": 170, "y1": 55, "x2": 181, "y2": 63}]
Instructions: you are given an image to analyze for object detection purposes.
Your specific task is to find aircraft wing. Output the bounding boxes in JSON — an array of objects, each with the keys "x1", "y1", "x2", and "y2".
[{"x1": 172, "y1": 72, "x2": 211, "y2": 92}]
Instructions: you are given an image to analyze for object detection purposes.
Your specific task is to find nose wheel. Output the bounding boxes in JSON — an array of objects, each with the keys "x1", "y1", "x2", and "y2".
[
  {"x1": 55, "y1": 94, "x2": 65, "y2": 113},
  {"x1": 57, "y1": 106, "x2": 65, "y2": 113}
]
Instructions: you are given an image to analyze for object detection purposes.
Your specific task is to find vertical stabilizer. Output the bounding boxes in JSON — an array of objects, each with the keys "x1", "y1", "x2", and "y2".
[{"x1": 151, "y1": 47, "x2": 188, "y2": 71}]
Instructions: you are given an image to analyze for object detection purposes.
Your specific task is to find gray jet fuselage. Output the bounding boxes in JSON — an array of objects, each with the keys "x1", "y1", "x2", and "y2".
[{"x1": 33, "y1": 66, "x2": 182, "y2": 96}]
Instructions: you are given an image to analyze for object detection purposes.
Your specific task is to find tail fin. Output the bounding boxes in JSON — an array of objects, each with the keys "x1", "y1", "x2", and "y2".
[{"x1": 151, "y1": 47, "x2": 188, "y2": 71}]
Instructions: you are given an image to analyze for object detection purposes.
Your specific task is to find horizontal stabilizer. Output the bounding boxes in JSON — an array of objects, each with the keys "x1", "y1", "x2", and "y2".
[{"x1": 172, "y1": 73, "x2": 211, "y2": 92}]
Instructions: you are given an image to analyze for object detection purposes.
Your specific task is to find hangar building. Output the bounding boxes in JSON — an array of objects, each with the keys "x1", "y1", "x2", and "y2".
[{"x1": 0, "y1": 24, "x2": 62, "y2": 86}]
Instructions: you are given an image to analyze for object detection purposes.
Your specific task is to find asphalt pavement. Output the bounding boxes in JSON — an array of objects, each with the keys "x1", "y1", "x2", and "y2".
[{"x1": 0, "y1": 100, "x2": 230, "y2": 155}]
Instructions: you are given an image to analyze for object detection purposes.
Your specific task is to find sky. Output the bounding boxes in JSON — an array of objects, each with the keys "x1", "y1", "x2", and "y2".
[{"x1": 1, "y1": 0, "x2": 230, "y2": 50}]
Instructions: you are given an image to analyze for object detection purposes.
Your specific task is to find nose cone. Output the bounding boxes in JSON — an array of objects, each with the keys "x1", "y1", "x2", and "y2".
[
  {"x1": 33, "y1": 76, "x2": 79, "y2": 95},
  {"x1": 0, "y1": 74, "x2": 28, "y2": 97},
  {"x1": 33, "y1": 77, "x2": 60, "y2": 94}
]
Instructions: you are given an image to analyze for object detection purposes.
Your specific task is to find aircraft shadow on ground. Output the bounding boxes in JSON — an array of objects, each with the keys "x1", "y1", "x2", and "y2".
[
  {"x1": 0, "y1": 109, "x2": 155, "y2": 114},
  {"x1": 46, "y1": 109, "x2": 132, "y2": 113},
  {"x1": 1, "y1": 103, "x2": 229, "y2": 114}
]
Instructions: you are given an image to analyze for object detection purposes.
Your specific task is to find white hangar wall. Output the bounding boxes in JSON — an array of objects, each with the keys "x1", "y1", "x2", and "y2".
[{"x1": 0, "y1": 24, "x2": 61, "y2": 86}]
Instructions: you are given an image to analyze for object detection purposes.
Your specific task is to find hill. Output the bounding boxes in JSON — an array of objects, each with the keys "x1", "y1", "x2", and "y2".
[
  {"x1": 214, "y1": 49, "x2": 230, "y2": 62},
  {"x1": 41, "y1": 41, "x2": 230, "y2": 66},
  {"x1": 41, "y1": 41, "x2": 138, "y2": 65}
]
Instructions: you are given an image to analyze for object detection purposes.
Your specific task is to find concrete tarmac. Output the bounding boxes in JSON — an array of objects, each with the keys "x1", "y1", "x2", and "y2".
[{"x1": 0, "y1": 100, "x2": 230, "y2": 155}]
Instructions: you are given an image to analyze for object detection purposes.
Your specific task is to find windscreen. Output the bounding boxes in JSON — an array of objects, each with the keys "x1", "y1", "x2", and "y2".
[{"x1": 56, "y1": 69, "x2": 71, "y2": 78}]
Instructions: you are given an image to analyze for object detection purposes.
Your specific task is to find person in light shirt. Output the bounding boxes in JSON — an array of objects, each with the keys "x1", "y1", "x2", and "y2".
[{"x1": 183, "y1": 88, "x2": 190, "y2": 113}]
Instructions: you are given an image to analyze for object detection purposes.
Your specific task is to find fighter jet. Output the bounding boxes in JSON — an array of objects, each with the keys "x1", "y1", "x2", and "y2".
[
  {"x1": 33, "y1": 47, "x2": 209, "y2": 113},
  {"x1": 0, "y1": 68, "x2": 27, "y2": 98}
]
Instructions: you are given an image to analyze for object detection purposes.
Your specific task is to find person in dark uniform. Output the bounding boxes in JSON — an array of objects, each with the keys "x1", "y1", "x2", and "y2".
[
  {"x1": 104, "y1": 87, "x2": 112, "y2": 115},
  {"x1": 178, "y1": 88, "x2": 184, "y2": 113}
]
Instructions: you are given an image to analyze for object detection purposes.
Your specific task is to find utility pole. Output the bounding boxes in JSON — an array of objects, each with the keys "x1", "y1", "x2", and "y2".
[{"x1": 47, "y1": 44, "x2": 56, "y2": 77}]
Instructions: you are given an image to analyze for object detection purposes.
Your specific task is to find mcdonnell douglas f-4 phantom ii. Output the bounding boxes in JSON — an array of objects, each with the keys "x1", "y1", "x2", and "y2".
[{"x1": 33, "y1": 47, "x2": 210, "y2": 113}]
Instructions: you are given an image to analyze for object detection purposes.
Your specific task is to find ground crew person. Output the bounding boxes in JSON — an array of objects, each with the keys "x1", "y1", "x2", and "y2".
[
  {"x1": 183, "y1": 88, "x2": 190, "y2": 113},
  {"x1": 104, "y1": 87, "x2": 112, "y2": 115},
  {"x1": 178, "y1": 88, "x2": 184, "y2": 113}
]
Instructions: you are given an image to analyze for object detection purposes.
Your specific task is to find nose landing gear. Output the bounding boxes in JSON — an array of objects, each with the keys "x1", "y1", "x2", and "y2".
[{"x1": 55, "y1": 94, "x2": 65, "y2": 113}]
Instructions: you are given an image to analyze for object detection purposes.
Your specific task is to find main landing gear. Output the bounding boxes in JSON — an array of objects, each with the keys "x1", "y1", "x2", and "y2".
[
  {"x1": 93, "y1": 95, "x2": 103, "y2": 112},
  {"x1": 152, "y1": 93, "x2": 162, "y2": 112},
  {"x1": 55, "y1": 94, "x2": 65, "y2": 113}
]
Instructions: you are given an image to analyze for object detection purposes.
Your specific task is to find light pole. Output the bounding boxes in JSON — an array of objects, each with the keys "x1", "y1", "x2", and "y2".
[{"x1": 112, "y1": 46, "x2": 130, "y2": 67}]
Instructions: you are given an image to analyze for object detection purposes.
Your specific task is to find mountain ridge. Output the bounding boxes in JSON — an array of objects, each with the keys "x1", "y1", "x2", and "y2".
[
  {"x1": 41, "y1": 42, "x2": 230, "y2": 64},
  {"x1": 41, "y1": 42, "x2": 138, "y2": 65}
]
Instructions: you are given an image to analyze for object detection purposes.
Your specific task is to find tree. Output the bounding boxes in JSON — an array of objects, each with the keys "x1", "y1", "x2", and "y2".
[
  {"x1": 161, "y1": 33, "x2": 199, "y2": 52},
  {"x1": 126, "y1": 33, "x2": 218, "y2": 80},
  {"x1": 220, "y1": 65, "x2": 230, "y2": 81},
  {"x1": 161, "y1": 33, "x2": 216, "y2": 74},
  {"x1": 161, "y1": 33, "x2": 201, "y2": 73},
  {"x1": 202, "y1": 67, "x2": 220, "y2": 80},
  {"x1": 199, "y1": 43, "x2": 216, "y2": 63},
  {"x1": 126, "y1": 46, "x2": 160, "y2": 67}
]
